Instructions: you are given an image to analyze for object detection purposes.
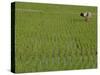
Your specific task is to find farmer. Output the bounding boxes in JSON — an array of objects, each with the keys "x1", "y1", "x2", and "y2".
[{"x1": 80, "y1": 12, "x2": 92, "y2": 22}]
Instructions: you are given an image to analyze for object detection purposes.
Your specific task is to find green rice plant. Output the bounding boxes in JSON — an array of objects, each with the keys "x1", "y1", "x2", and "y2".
[{"x1": 12, "y1": 2, "x2": 97, "y2": 73}]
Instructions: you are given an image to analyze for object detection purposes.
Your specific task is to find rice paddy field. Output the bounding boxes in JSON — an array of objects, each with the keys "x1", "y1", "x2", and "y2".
[{"x1": 13, "y1": 2, "x2": 97, "y2": 73}]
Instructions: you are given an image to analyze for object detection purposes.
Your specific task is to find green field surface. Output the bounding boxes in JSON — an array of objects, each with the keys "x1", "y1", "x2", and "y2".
[{"x1": 14, "y1": 2, "x2": 97, "y2": 73}]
